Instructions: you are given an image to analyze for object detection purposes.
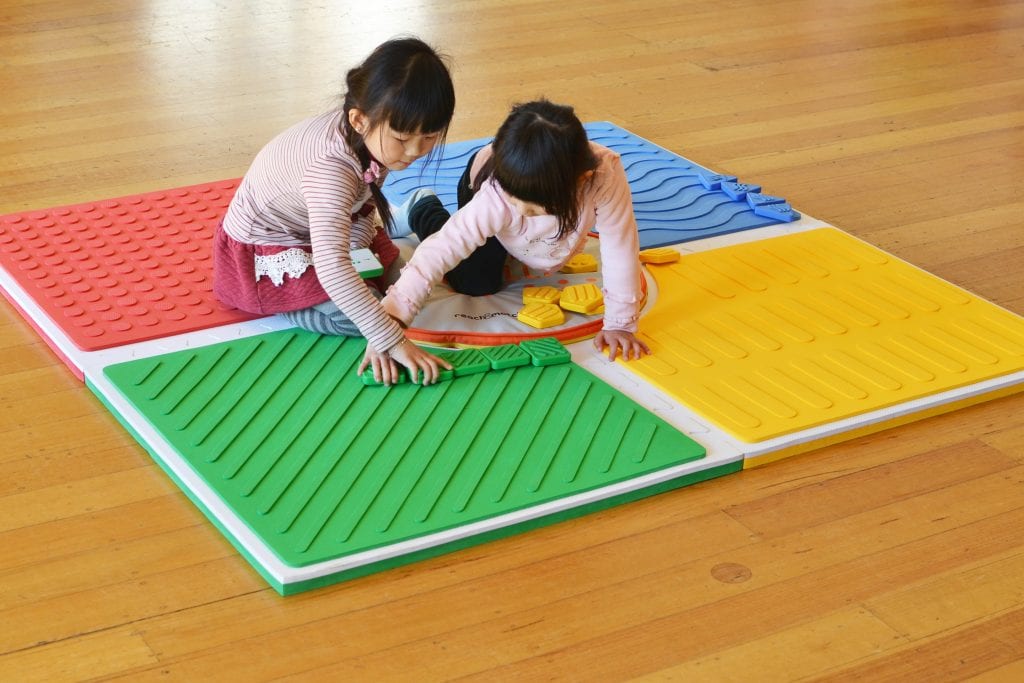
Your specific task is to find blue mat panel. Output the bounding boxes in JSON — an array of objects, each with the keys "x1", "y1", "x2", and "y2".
[{"x1": 382, "y1": 121, "x2": 798, "y2": 249}]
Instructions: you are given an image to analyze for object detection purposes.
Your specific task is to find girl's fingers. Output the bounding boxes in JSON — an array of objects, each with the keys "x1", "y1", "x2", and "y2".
[{"x1": 421, "y1": 360, "x2": 435, "y2": 385}]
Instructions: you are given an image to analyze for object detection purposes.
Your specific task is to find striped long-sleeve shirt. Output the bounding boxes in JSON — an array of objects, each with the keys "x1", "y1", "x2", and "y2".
[{"x1": 222, "y1": 109, "x2": 404, "y2": 351}]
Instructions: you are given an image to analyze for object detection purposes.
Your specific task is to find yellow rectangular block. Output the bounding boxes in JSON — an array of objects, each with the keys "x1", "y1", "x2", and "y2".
[
  {"x1": 560, "y1": 253, "x2": 598, "y2": 274},
  {"x1": 639, "y1": 247, "x2": 680, "y2": 264},
  {"x1": 518, "y1": 302, "x2": 565, "y2": 329},
  {"x1": 523, "y1": 285, "x2": 561, "y2": 305},
  {"x1": 560, "y1": 283, "x2": 604, "y2": 314}
]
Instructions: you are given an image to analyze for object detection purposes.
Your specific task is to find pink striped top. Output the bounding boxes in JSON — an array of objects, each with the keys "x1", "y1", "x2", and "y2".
[{"x1": 221, "y1": 109, "x2": 403, "y2": 351}]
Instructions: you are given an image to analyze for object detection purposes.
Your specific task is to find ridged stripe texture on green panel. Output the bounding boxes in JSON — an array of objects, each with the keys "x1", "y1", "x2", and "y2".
[{"x1": 103, "y1": 330, "x2": 706, "y2": 568}]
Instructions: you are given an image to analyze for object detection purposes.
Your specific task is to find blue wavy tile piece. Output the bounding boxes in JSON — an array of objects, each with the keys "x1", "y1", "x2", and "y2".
[
  {"x1": 696, "y1": 171, "x2": 738, "y2": 190},
  {"x1": 382, "y1": 121, "x2": 795, "y2": 248},
  {"x1": 752, "y1": 202, "x2": 801, "y2": 222},
  {"x1": 745, "y1": 192, "x2": 786, "y2": 207},
  {"x1": 721, "y1": 180, "x2": 762, "y2": 201}
]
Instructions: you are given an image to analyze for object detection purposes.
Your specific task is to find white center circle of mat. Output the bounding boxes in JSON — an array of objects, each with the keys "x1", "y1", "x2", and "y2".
[{"x1": 395, "y1": 234, "x2": 654, "y2": 347}]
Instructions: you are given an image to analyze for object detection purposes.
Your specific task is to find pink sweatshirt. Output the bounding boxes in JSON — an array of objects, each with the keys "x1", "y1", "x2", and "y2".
[{"x1": 382, "y1": 142, "x2": 643, "y2": 332}]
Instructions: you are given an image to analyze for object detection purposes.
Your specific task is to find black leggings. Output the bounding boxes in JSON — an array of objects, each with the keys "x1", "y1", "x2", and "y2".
[{"x1": 410, "y1": 152, "x2": 508, "y2": 296}]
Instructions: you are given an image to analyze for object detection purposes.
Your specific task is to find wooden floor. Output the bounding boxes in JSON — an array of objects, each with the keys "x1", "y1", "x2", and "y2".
[{"x1": 1, "y1": 1, "x2": 1023, "y2": 680}]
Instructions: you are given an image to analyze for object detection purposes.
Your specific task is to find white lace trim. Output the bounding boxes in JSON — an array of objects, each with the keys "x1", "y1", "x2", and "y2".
[{"x1": 254, "y1": 248, "x2": 314, "y2": 286}]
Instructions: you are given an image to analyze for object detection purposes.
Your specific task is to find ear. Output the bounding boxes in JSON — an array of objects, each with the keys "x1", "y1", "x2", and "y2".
[
  {"x1": 348, "y1": 108, "x2": 369, "y2": 135},
  {"x1": 579, "y1": 169, "x2": 595, "y2": 184}
]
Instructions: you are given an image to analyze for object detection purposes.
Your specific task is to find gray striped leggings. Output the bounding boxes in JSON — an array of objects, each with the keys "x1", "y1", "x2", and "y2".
[
  {"x1": 282, "y1": 298, "x2": 369, "y2": 336},
  {"x1": 281, "y1": 254, "x2": 401, "y2": 336}
]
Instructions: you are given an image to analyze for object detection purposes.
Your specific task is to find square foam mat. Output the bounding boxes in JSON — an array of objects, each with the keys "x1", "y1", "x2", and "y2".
[
  {"x1": 619, "y1": 227, "x2": 1024, "y2": 446},
  {"x1": 92, "y1": 331, "x2": 733, "y2": 593},
  {"x1": 0, "y1": 180, "x2": 259, "y2": 357},
  {"x1": 383, "y1": 121, "x2": 798, "y2": 249}
]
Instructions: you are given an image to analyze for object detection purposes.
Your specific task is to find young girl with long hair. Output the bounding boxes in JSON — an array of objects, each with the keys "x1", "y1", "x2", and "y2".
[{"x1": 214, "y1": 37, "x2": 456, "y2": 384}]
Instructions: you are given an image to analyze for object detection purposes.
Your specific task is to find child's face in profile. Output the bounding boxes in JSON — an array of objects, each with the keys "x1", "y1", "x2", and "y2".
[
  {"x1": 506, "y1": 195, "x2": 547, "y2": 218},
  {"x1": 504, "y1": 170, "x2": 593, "y2": 218},
  {"x1": 348, "y1": 108, "x2": 441, "y2": 171},
  {"x1": 367, "y1": 124, "x2": 440, "y2": 171}
]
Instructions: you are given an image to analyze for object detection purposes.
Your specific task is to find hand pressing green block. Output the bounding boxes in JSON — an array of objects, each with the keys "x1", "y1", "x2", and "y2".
[
  {"x1": 418, "y1": 348, "x2": 456, "y2": 382},
  {"x1": 360, "y1": 366, "x2": 409, "y2": 386},
  {"x1": 519, "y1": 337, "x2": 572, "y2": 366},
  {"x1": 479, "y1": 343, "x2": 532, "y2": 370}
]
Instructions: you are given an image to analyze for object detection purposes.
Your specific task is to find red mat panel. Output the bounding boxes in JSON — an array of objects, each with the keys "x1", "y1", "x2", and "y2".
[{"x1": 0, "y1": 179, "x2": 262, "y2": 351}]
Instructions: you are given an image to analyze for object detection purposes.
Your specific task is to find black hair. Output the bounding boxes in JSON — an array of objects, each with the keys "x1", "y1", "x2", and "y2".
[
  {"x1": 474, "y1": 99, "x2": 598, "y2": 239},
  {"x1": 341, "y1": 37, "x2": 455, "y2": 230}
]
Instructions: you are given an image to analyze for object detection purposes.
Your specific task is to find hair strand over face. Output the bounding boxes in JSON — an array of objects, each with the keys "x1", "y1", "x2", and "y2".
[{"x1": 476, "y1": 99, "x2": 598, "y2": 238}]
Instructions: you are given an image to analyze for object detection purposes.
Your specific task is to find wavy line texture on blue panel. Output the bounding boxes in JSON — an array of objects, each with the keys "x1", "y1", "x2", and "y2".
[{"x1": 381, "y1": 122, "x2": 797, "y2": 249}]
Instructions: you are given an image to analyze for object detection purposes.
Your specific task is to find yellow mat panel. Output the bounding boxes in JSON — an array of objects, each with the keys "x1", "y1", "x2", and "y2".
[{"x1": 625, "y1": 228, "x2": 1024, "y2": 442}]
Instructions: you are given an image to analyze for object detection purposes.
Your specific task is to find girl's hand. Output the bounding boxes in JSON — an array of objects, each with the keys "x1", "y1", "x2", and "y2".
[
  {"x1": 594, "y1": 329, "x2": 651, "y2": 362},
  {"x1": 359, "y1": 344, "x2": 403, "y2": 385},
  {"x1": 388, "y1": 339, "x2": 453, "y2": 384},
  {"x1": 357, "y1": 338, "x2": 453, "y2": 385}
]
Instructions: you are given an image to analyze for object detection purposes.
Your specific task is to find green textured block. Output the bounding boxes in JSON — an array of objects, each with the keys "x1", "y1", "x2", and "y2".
[
  {"x1": 101, "y1": 330, "x2": 707, "y2": 580},
  {"x1": 360, "y1": 344, "x2": 487, "y2": 387},
  {"x1": 351, "y1": 248, "x2": 384, "y2": 278},
  {"x1": 479, "y1": 343, "x2": 532, "y2": 370},
  {"x1": 434, "y1": 347, "x2": 490, "y2": 376},
  {"x1": 519, "y1": 337, "x2": 572, "y2": 367},
  {"x1": 414, "y1": 346, "x2": 455, "y2": 382},
  {"x1": 360, "y1": 366, "x2": 409, "y2": 386}
]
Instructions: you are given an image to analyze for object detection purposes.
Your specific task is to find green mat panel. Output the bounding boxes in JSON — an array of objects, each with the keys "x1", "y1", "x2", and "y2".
[{"x1": 102, "y1": 330, "x2": 706, "y2": 569}]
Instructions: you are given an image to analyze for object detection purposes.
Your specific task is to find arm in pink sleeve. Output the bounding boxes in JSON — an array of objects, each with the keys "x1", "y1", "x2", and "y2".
[
  {"x1": 382, "y1": 183, "x2": 511, "y2": 325},
  {"x1": 593, "y1": 155, "x2": 644, "y2": 333}
]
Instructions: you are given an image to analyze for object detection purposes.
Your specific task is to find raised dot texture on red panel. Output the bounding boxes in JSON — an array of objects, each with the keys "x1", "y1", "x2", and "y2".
[{"x1": 0, "y1": 179, "x2": 262, "y2": 351}]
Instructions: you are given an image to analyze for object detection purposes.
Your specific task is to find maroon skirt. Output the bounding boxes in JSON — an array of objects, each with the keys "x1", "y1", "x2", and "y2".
[{"x1": 212, "y1": 226, "x2": 400, "y2": 315}]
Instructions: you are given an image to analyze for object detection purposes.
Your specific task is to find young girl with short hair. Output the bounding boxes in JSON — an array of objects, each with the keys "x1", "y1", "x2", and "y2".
[{"x1": 383, "y1": 99, "x2": 650, "y2": 362}]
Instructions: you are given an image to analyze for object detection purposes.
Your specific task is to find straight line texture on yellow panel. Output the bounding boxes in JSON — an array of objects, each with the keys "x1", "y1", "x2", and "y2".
[{"x1": 622, "y1": 228, "x2": 1024, "y2": 443}]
